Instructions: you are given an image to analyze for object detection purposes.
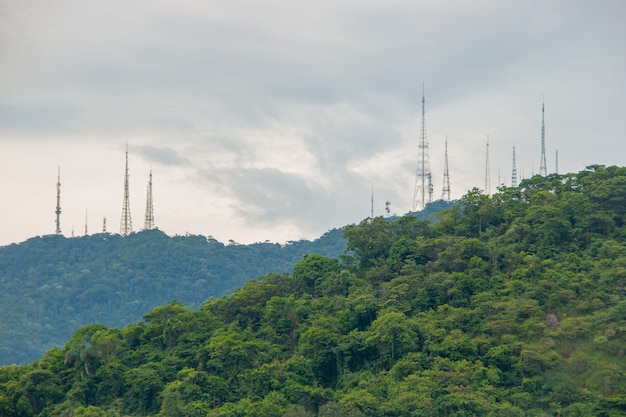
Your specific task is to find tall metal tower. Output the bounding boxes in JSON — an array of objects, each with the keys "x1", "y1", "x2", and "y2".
[
  {"x1": 539, "y1": 99, "x2": 547, "y2": 176},
  {"x1": 120, "y1": 144, "x2": 133, "y2": 236},
  {"x1": 412, "y1": 86, "x2": 433, "y2": 211},
  {"x1": 441, "y1": 138, "x2": 451, "y2": 202},
  {"x1": 511, "y1": 146, "x2": 518, "y2": 187},
  {"x1": 555, "y1": 149, "x2": 559, "y2": 175},
  {"x1": 84, "y1": 209, "x2": 88, "y2": 236},
  {"x1": 370, "y1": 185, "x2": 374, "y2": 219},
  {"x1": 55, "y1": 166, "x2": 62, "y2": 234},
  {"x1": 144, "y1": 168, "x2": 155, "y2": 230},
  {"x1": 485, "y1": 136, "x2": 491, "y2": 196}
]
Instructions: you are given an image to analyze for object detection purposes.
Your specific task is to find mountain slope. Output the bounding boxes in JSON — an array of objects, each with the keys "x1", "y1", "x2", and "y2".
[
  {"x1": 1, "y1": 166, "x2": 626, "y2": 416},
  {"x1": 0, "y1": 227, "x2": 347, "y2": 365}
]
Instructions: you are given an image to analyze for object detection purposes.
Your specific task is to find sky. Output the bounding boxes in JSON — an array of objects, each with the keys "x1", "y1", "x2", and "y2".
[{"x1": 1, "y1": 0, "x2": 625, "y2": 247}]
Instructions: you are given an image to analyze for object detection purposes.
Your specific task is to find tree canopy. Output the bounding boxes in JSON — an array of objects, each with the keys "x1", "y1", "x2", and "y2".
[{"x1": 2, "y1": 166, "x2": 626, "y2": 415}]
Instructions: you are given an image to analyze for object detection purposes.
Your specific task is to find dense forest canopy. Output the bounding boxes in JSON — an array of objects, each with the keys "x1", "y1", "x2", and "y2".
[
  {"x1": 0, "y1": 227, "x2": 349, "y2": 365},
  {"x1": 2, "y1": 165, "x2": 626, "y2": 416}
]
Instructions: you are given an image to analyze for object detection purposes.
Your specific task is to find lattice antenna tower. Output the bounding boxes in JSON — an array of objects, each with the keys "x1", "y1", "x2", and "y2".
[
  {"x1": 84, "y1": 209, "x2": 88, "y2": 236},
  {"x1": 441, "y1": 138, "x2": 451, "y2": 202},
  {"x1": 539, "y1": 98, "x2": 547, "y2": 176},
  {"x1": 144, "y1": 167, "x2": 155, "y2": 230},
  {"x1": 555, "y1": 149, "x2": 559, "y2": 175},
  {"x1": 412, "y1": 85, "x2": 433, "y2": 211},
  {"x1": 120, "y1": 143, "x2": 133, "y2": 236},
  {"x1": 370, "y1": 185, "x2": 374, "y2": 219},
  {"x1": 55, "y1": 166, "x2": 62, "y2": 234},
  {"x1": 485, "y1": 136, "x2": 491, "y2": 196},
  {"x1": 511, "y1": 146, "x2": 518, "y2": 187}
]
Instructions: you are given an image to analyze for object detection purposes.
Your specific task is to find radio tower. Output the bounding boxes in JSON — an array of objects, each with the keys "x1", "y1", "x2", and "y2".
[
  {"x1": 144, "y1": 168, "x2": 155, "y2": 230},
  {"x1": 511, "y1": 146, "x2": 518, "y2": 187},
  {"x1": 555, "y1": 149, "x2": 559, "y2": 175},
  {"x1": 120, "y1": 144, "x2": 132, "y2": 236},
  {"x1": 370, "y1": 185, "x2": 374, "y2": 219},
  {"x1": 412, "y1": 85, "x2": 433, "y2": 211},
  {"x1": 539, "y1": 98, "x2": 547, "y2": 176},
  {"x1": 55, "y1": 166, "x2": 62, "y2": 234},
  {"x1": 485, "y1": 136, "x2": 491, "y2": 196},
  {"x1": 441, "y1": 138, "x2": 451, "y2": 202}
]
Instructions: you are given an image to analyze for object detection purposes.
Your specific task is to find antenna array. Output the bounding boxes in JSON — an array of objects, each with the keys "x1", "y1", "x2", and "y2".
[
  {"x1": 539, "y1": 99, "x2": 547, "y2": 176},
  {"x1": 511, "y1": 146, "x2": 518, "y2": 187},
  {"x1": 412, "y1": 86, "x2": 433, "y2": 211},
  {"x1": 120, "y1": 144, "x2": 133, "y2": 236},
  {"x1": 144, "y1": 168, "x2": 155, "y2": 230},
  {"x1": 485, "y1": 137, "x2": 491, "y2": 196},
  {"x1": 441, "y1": 139, "x2": 451, "y2": 202},
  {"x1": 55, "y1": 166, "x2": 62, "y2": 234}
]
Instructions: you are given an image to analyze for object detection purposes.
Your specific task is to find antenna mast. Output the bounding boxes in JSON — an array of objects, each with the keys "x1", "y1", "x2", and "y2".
[
  {"x1": 539, "y1": 98, "x2": 547, "y2": 176},
  {"x1": 84, "y1": 209, "x2": 88, "y2": 236},
  {"x1": 55, "y1": 166, "x2": 62, "y2": 234},
  {"x1": 120, "y1": 143, "x2": 133, "y2": 236},
  {"x1": 144, "y1": 167, "x2": 155, "y2": 230},
  {"x1": 370, "y1": 186, "x2": 374, "y2": 219},
  {"x1": 485, "y1": 136, "x2": 491, "y2": 196},
  {"x1": 511, "y1": 146, "x2": 518, "y2": 187},
  {"x1": 412, "y1": 85, "x2": 433, "y2": 211},
  {"x1": 441, "y1": 138, "x2": 451, "y2": 201},
  {"x1": 555, "y1": 149, "x2": 559, "y2": 175}
]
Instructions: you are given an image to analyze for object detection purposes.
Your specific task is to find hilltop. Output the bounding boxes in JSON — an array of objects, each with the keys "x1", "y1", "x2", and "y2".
[
  {"x1": 1, "y1": 165, "x2": 626, "y2": 415},
  {"x1": 0, "y1": 199, "x2": 456, "y2": 366}
]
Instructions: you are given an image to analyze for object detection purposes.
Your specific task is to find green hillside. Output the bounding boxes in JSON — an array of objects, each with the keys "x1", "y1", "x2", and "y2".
[
  {"x1": 2, "y1": 165, "x2": 626, "y2": 416},
  {"x1": 0, "y1": 227, "x2": 348, "y2": 366}
]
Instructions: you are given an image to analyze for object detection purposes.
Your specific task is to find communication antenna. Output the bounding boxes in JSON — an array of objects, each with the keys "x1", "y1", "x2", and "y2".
[
  {"x1": 55, "y1": 166, "x2": 62, "y2": 234},
  {"x1": 144, "y1": 167, "x2": 155, "y2": 230},
  {"x1": 555, "y1": 149, "x2": 559, "y2": 175},
  {"x1": 120, "y1": 143, "x2": 133, "y2": 236},
  {"x1": 412, "y1": 84, "x2": 433, "y2": 211},
  {"x1": 103, "y1": 217, "x2": 107, "y2": 233},
  {"x1": 441, "y1": 138, "x2": 451, "y2": 202},
  {"x1": 485, "y1": 136, "x2": 491, "y2": 196},
  {"x1": 370, "y1": 186, "x2": 374, "y2": 219},
  {"x1": 511, "y1": 146, "x2": 518, "y2": 187},
  {"x1": 539, "y1": 98, "x2": 547, "y2": 176},
  {"x1": 84, "y1": 209, "x2": 88, "y2": 236}
]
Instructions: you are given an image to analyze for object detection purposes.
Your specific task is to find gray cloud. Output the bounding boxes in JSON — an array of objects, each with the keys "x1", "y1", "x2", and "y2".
[
  {"x1": 134, "y1": 144, "x2": 191, "y2": 167},
  {"x1": 1, "y1": 0, "x2": 625, "y2": 246}
]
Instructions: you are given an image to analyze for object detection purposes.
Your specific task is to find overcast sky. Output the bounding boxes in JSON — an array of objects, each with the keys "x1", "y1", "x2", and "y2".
[{"x1": 1, "y1": 0, "x2": 625, "y2": 246}]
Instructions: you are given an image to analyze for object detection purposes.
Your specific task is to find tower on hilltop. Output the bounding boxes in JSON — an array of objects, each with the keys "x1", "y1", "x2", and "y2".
[
  {"x1": 511, "y1": 146, "x2": 518, "y2": 187},
  {"x1": 144, "y1": 168, "x2": 155, "y2": 230},
  {"x1": 441, "y1": 138, "x2": 451, "y2": 202},
  {"x1": 412, "y1": 85, "x2": 433, "y2": 211},
  {"x1": 539, "y1": 98, "x2": 547, "y2": 177},
  {"x1": 120, "y1": 144, "x2": 132, "y2": 236},
  {"x1": 485, "y1": 136, "x2": 491, "y2": 196},
  {"x1": 55, "y1": 166, "x2": 61, "y2": 234}
]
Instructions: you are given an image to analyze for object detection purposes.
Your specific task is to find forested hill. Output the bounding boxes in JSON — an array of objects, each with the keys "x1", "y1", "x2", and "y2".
[
  {"x1": 0, "y1": 199, "x2": 455, "y2": 366},
  {"x1": 0, "y1": 226, "x2": 348, "y2": 366},
  {"x1": 2, "y1": 165, "x2": 626, "y2": 416}
]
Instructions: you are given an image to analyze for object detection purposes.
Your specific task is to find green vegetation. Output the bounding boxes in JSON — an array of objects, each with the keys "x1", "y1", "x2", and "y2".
[
  {"x1": 0, "y1": 227, "x2": 348, "y2": 365},
  {"x1": 3, "y1": 165, "x2": 626, "y2": 415}
]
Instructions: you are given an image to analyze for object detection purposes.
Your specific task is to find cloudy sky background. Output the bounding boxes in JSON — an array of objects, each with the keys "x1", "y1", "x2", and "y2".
[{"x1": 1, "y1": 0, "x2": 625, "y2": 246}]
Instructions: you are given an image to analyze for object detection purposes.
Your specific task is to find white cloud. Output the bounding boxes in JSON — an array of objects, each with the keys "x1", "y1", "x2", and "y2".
[{"x1": 1, "y1": 0, "x2": 625, "y2": 246}]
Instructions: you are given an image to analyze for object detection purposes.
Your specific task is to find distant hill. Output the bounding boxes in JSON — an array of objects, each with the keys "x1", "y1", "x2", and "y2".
[
  {"x1": 0, "y1": 227, "x2": 346, "y2": 365},
  {"x1": 0, "y1": 200, "x2": 456, "y2": 366},
  {"x1": 1, "y1": 167, "x2": 626, "y2": 416}
]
